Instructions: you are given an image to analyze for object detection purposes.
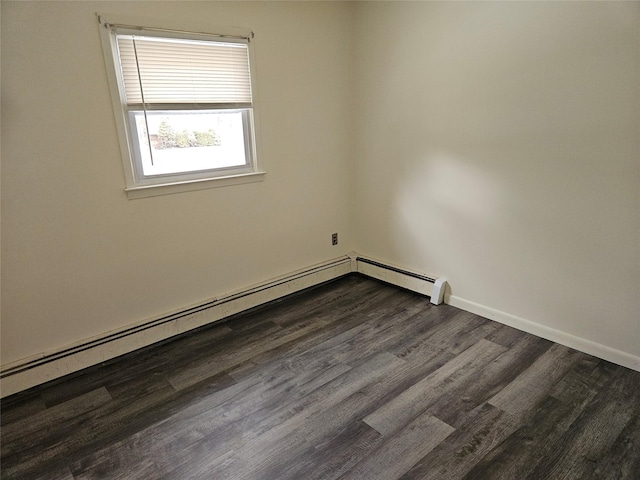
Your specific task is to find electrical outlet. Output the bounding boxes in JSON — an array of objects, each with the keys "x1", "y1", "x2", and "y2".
[{"x1": 332, "y1": 233, "x2": 338, "y2": 246}]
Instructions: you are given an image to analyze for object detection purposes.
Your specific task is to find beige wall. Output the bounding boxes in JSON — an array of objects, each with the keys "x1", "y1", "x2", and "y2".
[
  {"x1": 352, "y1": 1, "x2": 640, "y2": 359},
  {"x1": 1, "y1": 1, "x2": 354, "y2": 364},
  {"x1": 2, "y1": 1, "x2": 639, "y2": 369}
]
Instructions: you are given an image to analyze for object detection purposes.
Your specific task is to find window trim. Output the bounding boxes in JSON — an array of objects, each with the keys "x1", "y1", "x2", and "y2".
[{"x1": 98, "y1": 14, "x2": 265, "y2": 199}]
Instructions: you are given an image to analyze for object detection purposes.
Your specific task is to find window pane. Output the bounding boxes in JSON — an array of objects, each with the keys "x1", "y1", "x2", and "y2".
[{"x1": 133, "y1": 110, "x2": 249, "y2": 176}]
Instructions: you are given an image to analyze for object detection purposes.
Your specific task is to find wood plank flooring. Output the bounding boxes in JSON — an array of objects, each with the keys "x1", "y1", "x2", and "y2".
[{"x1": 2, "y1": 274, "x2": 639, "y2": 479}]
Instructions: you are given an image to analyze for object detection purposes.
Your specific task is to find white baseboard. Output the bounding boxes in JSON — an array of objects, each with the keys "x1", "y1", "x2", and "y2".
[
  {"x1": 446, "y1": 294, "x2": 640, "y2": 373},
  {"x1": 4, "y1": 253, "x2": 636, "y2": 398},
  {"x1": 0, "y1": 256, "x2": 352, "y2": 398}
]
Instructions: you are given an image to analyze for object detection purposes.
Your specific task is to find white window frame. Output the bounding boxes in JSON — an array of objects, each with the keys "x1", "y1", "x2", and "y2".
[{"x1": 98, "y1": 15, "x2": 265, "y2": 199}]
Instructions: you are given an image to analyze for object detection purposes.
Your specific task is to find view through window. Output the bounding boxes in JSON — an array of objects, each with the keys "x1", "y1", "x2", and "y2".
[{"x1": 132, "y1": 110, "x2": 249, "y2": 176}]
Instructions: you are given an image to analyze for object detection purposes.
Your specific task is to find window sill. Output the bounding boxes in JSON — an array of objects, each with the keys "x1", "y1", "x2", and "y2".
[{"x1": 124, "y1": 171, "x2": 266, "y2": 199}]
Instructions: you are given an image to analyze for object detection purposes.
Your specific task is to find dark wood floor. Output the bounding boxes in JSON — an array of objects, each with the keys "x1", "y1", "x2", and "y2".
[{"x1": 2, "y1": 275, "x2": 639, "y2": 479}]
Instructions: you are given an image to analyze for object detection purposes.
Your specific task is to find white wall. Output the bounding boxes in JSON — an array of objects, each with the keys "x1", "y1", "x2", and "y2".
[
  {"x1": 1, "y1": 1, "x2": 354, "y2": 365},
  {"x1": 353, "y1": 2, "x2": 640, "y2": 361},
  {"x1": 3, "y1": 0, "x2": 639, "y2": 373}
]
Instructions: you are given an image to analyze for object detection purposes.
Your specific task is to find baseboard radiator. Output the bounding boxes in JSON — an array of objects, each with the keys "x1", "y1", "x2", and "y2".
[
  {"x1": 353, "y1": 255, "x2": 447, "y2": 305},
  {"x1": 0, "y1": 254, "x2": 446, "y2": 397}
]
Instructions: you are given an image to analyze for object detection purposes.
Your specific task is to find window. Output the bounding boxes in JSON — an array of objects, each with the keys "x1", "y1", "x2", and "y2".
[{"x1": 99, "y1": 16, "x2": 264, "y2": 198}]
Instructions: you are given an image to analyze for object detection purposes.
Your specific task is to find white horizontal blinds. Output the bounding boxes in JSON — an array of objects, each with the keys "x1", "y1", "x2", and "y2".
[{"x1": 116, "y1": 35, "x2": 252, "y2": 108}]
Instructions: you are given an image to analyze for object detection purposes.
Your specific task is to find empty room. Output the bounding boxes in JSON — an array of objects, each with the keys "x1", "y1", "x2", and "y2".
[{"x1": 1, "y1": 1, "x2": 639, "y2": 479}]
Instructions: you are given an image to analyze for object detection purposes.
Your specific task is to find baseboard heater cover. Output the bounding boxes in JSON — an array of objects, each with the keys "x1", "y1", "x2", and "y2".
[
  {"x1": 1, "y1": 254, "x2": 447, "y2": 397},
  {"x1": 353, "y1": 255, "x2": 447, "y2": 305},
  {"x1": 0, "y1": 256, "x2": 352, "y2": 397}
]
